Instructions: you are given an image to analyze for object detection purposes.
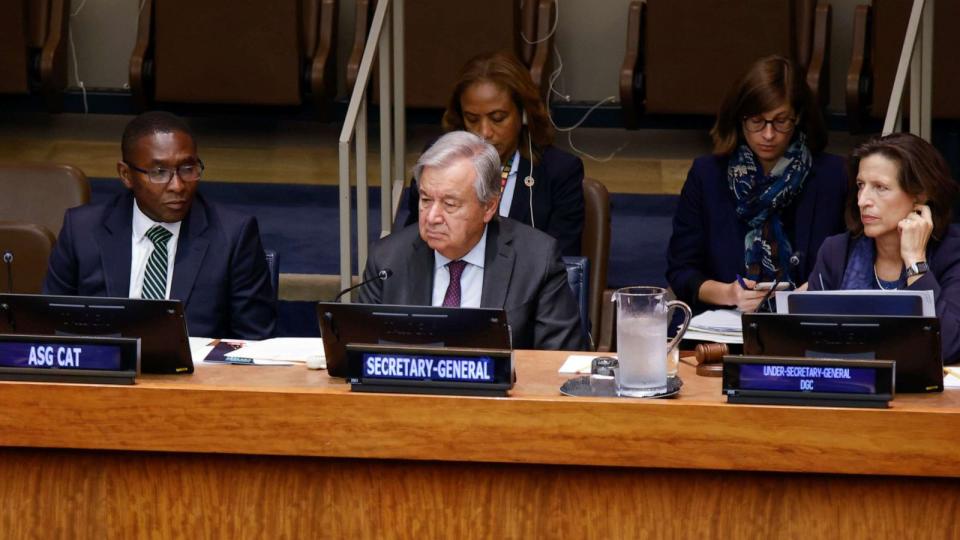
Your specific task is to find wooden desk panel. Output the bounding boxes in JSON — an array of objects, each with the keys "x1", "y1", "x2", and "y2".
[
  {"x1": 0, "y1": 351, "x2": 958, "y2": 538},
  {"x1": 0, "y1": 450, "x2": 957, "y2": 539},
  {"x1": 0, "y1": 352, "x2": 957, "y2": 478}
]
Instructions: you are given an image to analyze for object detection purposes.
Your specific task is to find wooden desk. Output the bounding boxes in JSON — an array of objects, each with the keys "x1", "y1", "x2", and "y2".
[{"x1": 0, "y1": 351, "x2": 957, "y2": 538}]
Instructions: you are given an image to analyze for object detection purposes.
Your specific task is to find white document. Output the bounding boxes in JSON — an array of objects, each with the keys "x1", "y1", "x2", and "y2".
[
  {"x1": 559, "y1": 354, "x2": 615, "y2": 374},
  {"x1": 686, "y1": 309, "x2": 743, "y2": 344},
  {"x1": 689, "y1": 309, "x2": 742, "y2": 332},
  {"x1": 774, "y1": 290, "x2": 935, "y2": 316},
  {"x1": 683, "y1": 328, "x2": 744, "y2": 344},
  {"x1": 944, "y1": 367, "x2": 960, "y2": 389},
  {"x1": 188, "y1": 337, "x2": 216, "y2": 364},
  {"x1": 223, "y1": 337, "x2": 326, "y2": 365}
]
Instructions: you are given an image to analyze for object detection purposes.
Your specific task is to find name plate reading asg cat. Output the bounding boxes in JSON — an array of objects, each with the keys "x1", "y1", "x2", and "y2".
[
  {"x1": 346, "y1": 344, "x2": 514, "y2": 396},
  {"x1": 0, "y1": 334, "x2": 139, "y2": 385}
]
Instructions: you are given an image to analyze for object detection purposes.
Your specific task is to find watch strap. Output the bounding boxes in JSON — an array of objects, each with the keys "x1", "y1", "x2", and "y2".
[{"x1": 906, "y1": 261, "x2": 929, "y2": 278}]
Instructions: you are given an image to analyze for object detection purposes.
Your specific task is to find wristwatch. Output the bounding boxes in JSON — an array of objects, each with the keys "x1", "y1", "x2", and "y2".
[{"x1": 906, "y1": 261, "x2": 929, "y2": 278}]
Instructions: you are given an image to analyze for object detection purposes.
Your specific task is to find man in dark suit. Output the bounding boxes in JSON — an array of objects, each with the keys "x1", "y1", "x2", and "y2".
[
  {"x1": 43, "y1": 111, "x2": 276, "y2": 339},
  {"x1": 359, "y1": 131, "x2": 586, "y2": 351}
]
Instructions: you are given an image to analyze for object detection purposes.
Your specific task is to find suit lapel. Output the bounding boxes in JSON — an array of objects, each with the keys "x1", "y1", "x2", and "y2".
[
  {"x1": 407, "y1": 236, "x2": 434, "y2": 305},
  {"x1": 170, "y1": 196, "x2": 210, "y2": 305},
  {"x1": 481, "y1": 220, "x2": 515, "y2": 308},
  {"x1": 97, "y1": 193, "x2": 134, "y2": 297}
]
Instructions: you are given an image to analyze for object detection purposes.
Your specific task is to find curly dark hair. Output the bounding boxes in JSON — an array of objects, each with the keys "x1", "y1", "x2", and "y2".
[{"x1": 442, "y1": 51, "x2": 552, "y2": 164}]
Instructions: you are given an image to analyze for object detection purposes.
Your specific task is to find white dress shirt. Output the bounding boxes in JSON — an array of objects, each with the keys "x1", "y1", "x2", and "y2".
[
  {"x1": 498, "y1": 150, "x2": 520, "y2": 217},
  {"x1": 128, "y1": 201, "x2": 182, "y2": 299},
  {"x1": 431, "y1": 226, "x2": 488, "y2": 308}
]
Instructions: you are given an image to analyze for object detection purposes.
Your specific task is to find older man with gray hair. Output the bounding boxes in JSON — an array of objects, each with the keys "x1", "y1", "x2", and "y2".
[{"x1": 359, "y1": 131, "x2": 586, "y2": 351}]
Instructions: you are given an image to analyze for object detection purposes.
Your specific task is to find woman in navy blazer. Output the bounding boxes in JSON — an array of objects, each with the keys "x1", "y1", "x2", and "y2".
[
  {"x1": 405, "y1": 51, "x2": 585, "y2": 256},
  {"x1": 808, "y1": 133, "x2": 960, "y2": 364},
  {"x1": 667, "y1": 56, "x2": 847, "y2": 313}
]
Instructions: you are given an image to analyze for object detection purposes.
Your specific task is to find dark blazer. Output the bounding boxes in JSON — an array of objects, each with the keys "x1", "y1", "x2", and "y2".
[
  {"x1": 808, "y1": 226, "x2": 960, "y2": 364},
  {"x1": 43, "y1": 191, "x2": 277, "y2": 339},
  {"x1": 667, "y1": 152, "x2": 848, "y2": 312},
  {"x1": 405, "y1": 145, "x2": 585, "y2": 256},
  {"x1": 358, "y1": 218, "x2": 587, "y2": 351}
]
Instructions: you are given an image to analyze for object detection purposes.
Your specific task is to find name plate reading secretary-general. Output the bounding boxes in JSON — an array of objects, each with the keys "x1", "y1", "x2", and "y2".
[
  {"x1": 0, "y1": 334, "x2": 140, "y2": 385},
  {"x1": 345, "y1": 343, "x2": 514, "y2": 397}
]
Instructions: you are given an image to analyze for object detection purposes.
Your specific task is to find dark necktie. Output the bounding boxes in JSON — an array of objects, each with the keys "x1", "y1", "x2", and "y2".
[{"x1": 441, "y1": 260, "x2": 468, "y2": 307}]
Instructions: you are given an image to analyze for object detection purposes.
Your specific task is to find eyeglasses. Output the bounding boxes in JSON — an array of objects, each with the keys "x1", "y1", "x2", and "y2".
[
  {"x1": 742, "y1": 116, "x2": 797, "y2": 133},
  {"x1": 125, "y1": 160, "x2": 204, "y2": 184}
]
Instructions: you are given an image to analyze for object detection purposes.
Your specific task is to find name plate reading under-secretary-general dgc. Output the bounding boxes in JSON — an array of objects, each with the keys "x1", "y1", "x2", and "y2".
[
  {"x1": 345, "y1": 343, "x2": 514, "y2": 396},
  {"x1": 0, "y1": 334, "x2": 140, "y2": 385},
  {"x1": 722, "y1": 355, "x2": 895, "y2": 408}
]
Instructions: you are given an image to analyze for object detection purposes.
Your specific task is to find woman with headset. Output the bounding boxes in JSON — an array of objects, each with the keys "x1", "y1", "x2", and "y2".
[{"x1": 406, "y1": 51, "x2": 585, "y2": 256}]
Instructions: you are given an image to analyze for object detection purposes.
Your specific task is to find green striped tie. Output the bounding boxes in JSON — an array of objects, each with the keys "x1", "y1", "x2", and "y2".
[{"x1": 141, "y1": 225, "x2": 173, "y2": 300}]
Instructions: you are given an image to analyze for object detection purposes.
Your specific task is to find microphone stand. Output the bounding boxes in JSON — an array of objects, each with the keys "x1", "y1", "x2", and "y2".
[{"x1": 331, "y1": 269, "x2": 392, "y2": 302}]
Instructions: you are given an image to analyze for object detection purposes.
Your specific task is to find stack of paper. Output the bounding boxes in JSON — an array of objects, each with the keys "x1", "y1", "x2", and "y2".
[
  {"x1": 224, "y1": 338, "x2": 326, "y2": 366},
  {"x1": 685, "y1": 309, "x2": 743, "y2": 344},
  {"x1": 945, "y1": 367, "x2": 960, "y2": 389}
]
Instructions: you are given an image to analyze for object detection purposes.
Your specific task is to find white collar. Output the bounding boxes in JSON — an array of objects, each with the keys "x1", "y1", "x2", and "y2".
[
  {"x1": 434, "y1": 224, "x2": 488, "y2": 270},
  {"x1": 132, "y1": 199, "x2": 182, "y2": 240}
]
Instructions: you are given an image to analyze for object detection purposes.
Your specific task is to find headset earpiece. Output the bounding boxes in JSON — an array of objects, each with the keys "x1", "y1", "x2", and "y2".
[{"x1": 522, "y1": 109, "x2": 528, "y2": 126}]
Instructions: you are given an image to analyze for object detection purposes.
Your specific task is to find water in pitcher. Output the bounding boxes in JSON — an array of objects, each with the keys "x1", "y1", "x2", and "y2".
[{"x1": 616, "y1": 314, "x2": 668, "y2": 396}]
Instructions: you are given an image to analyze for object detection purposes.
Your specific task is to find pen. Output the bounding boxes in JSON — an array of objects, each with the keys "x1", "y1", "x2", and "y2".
[{"x1": 736, "y1": 274, "x2": 750, "y2": 290}]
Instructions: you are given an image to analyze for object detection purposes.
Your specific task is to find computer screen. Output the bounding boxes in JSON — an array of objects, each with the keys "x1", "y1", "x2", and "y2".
[
  {"x1": 0, "y1": 293, "x2": 193, "y2": 374},
  {"x1": 318, "y1": 302, "x2": 511, "y2": 378}
]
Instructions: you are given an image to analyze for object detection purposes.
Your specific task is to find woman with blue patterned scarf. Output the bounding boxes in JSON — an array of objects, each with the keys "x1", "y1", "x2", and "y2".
[{"x1": 667, "y1": 55, "x2": 848, "y2": 313}]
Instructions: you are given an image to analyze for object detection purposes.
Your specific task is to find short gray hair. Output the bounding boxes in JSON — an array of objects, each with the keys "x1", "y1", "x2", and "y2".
[{"x1": 412, "y1": 131, "x2": 501, "y2": 205}]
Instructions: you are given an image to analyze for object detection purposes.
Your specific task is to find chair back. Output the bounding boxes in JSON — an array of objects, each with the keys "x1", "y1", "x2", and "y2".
[
  {"x1": 582, "y1": 177, "x2": 610, "y2": 346},
  {"x1": 0, "y1": 0, "x2": 70, "y2": 109},
  {"x1": 645, "y1": 0, "x2": 795, "y2": 115},
  {"x1": 0, "y1": 0, "x2": 30, "y2": 93},
  {"x1": 151, "y1": 0, "x2": 302, "y2": 105},
  {"x1": 562, "y1": 255, "x2": 590, "y2": 345},
  {"x1": 264, "y1": 249, "x2": 280, "y2": 303},
  {"x1": 350, "y1": 0, "x2": 555, "y2": 107},
  {"x1": 621, "y1": 0, "x2": 828, "y2": 126},
  {"x1": 0, "y1": 221, "x2": 56, "y2": 294},
  {"x1": 0, "y1": 164, "x2": 89, "y2": 237}
]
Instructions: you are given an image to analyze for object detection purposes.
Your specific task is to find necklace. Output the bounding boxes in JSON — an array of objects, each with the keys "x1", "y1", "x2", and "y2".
[{"x1": 873, "y1": 264, "x2": 898, "y2": 290}]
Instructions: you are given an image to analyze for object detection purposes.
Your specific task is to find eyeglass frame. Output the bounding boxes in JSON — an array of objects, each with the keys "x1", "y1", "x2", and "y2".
[
  {"x1": 124, "y1": 159, "x2": 205, "y2": 184},
  {"x1": 741, "y1": 115, "x2": 798, "y2": 134}
]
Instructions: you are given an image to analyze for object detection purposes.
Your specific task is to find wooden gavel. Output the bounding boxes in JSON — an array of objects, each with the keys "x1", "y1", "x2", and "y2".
[{"x1": 693, "y1": 343, "x2": 727, "y2": 377}]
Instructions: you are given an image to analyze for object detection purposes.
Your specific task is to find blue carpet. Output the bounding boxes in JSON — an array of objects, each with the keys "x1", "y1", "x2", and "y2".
[{"x1": 90, "y1": 180, "x2": 677, "y2": 335}]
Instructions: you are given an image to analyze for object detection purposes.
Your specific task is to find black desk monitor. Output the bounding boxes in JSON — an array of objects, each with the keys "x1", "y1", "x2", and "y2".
[
  {"x1": 317, "y1": 302, "x2": 512, "y2": 378},
  {"x1": 0, "y1": 293, "x2": 193, "y2": 374},
  {"x1": 787, "y1": 293, "x2": 924, "y2": 316},
  {"x1": 742, "y1": 313, "x2": 942, "y2": 392}
]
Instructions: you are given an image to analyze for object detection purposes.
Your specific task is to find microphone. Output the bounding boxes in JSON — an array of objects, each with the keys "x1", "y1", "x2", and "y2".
[
  {"x1": 2, "y1": 251, "x2": 12, "y2": 293},
  {"x1": 753, "y1": 252, "x2": 804, "y2": 313},
  {"x1": 331, "y1": 268, "x2": 392, "y2": 302},
  {"x1": 789, "y1": 251, "x2": 803, "y2": 271}
]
